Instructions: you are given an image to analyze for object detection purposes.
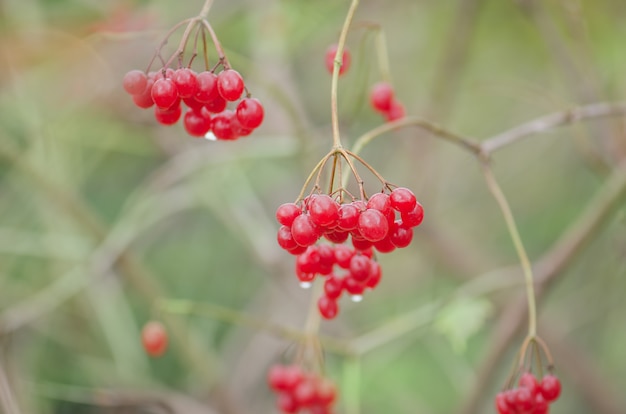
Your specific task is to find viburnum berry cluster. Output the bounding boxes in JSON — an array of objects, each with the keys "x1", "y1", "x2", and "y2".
[
  {"x1": 369, "y1": 81, "x2": 405, "y2": 122},
  {"x1": 122, "y1": 9, "x2": 264, "y2": 140},
  {"x1": 495, "y1": 372, "x2": 561, "y2": 414},
  {"x1": 276, "y1": 148, "x2": 423, "y2": 319},
  {"x1": 268, "y1": 363, "x2": 337, "y2": 414}
]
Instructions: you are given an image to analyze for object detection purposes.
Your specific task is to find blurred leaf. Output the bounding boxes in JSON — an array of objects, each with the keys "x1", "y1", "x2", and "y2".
[{"x1": 434, "y1": 296, "x2": 493, "y2": 354}]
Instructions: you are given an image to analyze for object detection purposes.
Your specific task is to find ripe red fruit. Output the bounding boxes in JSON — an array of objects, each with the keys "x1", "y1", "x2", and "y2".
[
  {"x1": 277, "y1": 225, "x2": 298, "y2": 251},
  {"x1": 154, "y1": 104, "x2": 182, "y2": 125},
  {"x1": 308, "y1": 195, "x2": 340, "y2": 227},
  {"x1": 540, "y1": 374, "x2": 561, "y2": 402},
  {"x1": 534, "y1": 394, "x2": 549, "y2": 414},
  {"x1": 357, "y1": 209, "x2": 389, "y2": 242},
  {"x1": 514, "y1": 387, "x2": 535, "y2": 412},
  {"x1": 277, "y1": 392, "x2": 298, "y2": 414},
  {"x1": 291, "y1": 214, "x2": 321, "y2": 247},
  {"x1": 211, "y1": 110, "x2": 239, "y2": 140},
  {"x1": 151, "y1": 78, "x2": 179, "y2": 109},
  {"x1": 367, "y1": 193, "x2": 392, "y2": 216},
  {"x1": 183, "y1": 109, "x2": 211, "y2": 137},
  {"x1": 400, "y1": 202, "x2": 424, "y2": 228},
  {"x1": 141, "y1": 321, "x2": 168, "y2": 357},
  {"x1": 204, "y1": 96, "x2": 227, "y2": 113},
  {"x1": 370, "y1": 82, "x2": 395, "y2": 112},
  {"x1": 131, "y1": 77, "x2": 155, "y2": 108},
  {"x1": 519, "y1": 372, "x2": 540, "y2": 395},
  {"x1": 217, "y1": 70, "x2": 245, "y2": 101},
  {"x1": 268, "y1": 364, "x2": 304, "y2": 392},
  {"x1": 236, "y1": 98, "x2": 264, "y2": 129},
  {"x1": 385, "y1": 100, "x2": 406, "y2": 121},
  {"x1": 325, "y1": 44, "x2": 351, "y2": 76},
  {"x1": 276, "y1": 203, "x2": 302, "y2": 226},
  {"x1": 318, "y1": 295, "x2": 339, "y2": 319},
  {"x1": 390, "y1": 187, "x2": 417, "y2": 213},
  {"x1": 390, "y1": 222, "x2": 413, "y2": 248},
  {"x1": 495, "y1": 392, "x2": 514, "y2": 414},
  {"x1": 349, "y1": 255, "x2": 371, "y2": 281},
  {"x1": 123, "y1": 70, "x2": 148, "y2": 95},
  {"x1": 324, "y1": 275, "x2": 344, "y2": 299},
  {"x1": 172, "y1": 68, "x2": 198, "y2": 98},
  {"x1": 365, "y1": 261, "x2": 382, "y2": 289},
  {"x1": 337, "y1": 203, "x2": 360, "y2": 231},
  {"x1": 195, "y1": 71, "x2": 220, "y2": 103}
]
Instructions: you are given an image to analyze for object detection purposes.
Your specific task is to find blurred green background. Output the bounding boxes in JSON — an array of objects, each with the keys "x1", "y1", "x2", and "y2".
[{"x1": 0, "y1": 0, "x2": 625, "y2": 413}]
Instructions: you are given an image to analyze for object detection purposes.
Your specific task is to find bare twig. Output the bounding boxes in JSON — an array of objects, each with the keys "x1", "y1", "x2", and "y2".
[{"x1": 482, "y1": 102, "x2": 626, "y2": 154}]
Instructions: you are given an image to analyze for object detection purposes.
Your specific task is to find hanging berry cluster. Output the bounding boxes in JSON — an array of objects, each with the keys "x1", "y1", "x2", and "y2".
[
  {"x1": 122, "y1": 13, "x2": 264, "y2": 140},
  {"x1": 275, "y1": 149, "x2": 423, "y2": 319},
  {"x1": 495, "y1": 337, "x2": 562, "y2": 414},
  {"x1": 369, "y1": 81, "x2": 405, "y2": 122},
  {"x1": 268, "y1": 363, "x2": 337, "y2": 414}
]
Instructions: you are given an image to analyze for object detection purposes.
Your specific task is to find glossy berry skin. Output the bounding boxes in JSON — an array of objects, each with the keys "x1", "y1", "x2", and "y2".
[
  {"x1": 495, "y1": 392, "x2": 514, "y2": 414},
  {"x1": 318, "y1": 295, "x2": 338, "y2": 319},
  {"x1": 132, "y1": 77, "x2": 155, "y2": 108},
  {"x1": 236, "y1": 98, "x2": 264, "y2": 129},
  {"x1": 151, "y1": 78, "x2": 179, "y2": 109},
  {"x1": 308, "y1": 195, "x2": 340, "y2": 227},
  {"x1": 195, "y1": 71, "x2": 220, "y2": 103},
  {"x1": 183, "y1": 109, "x2": 211, "y2": 137},
  {"x1": 337, "y1": 203, "x2": 360, "y2": 231},
  {"x1": 540, "y1": 375, "x2": 561, "y2": 402},
  {"x1": 172, "y1": 68, "x2": 198, "y2": 98},
  {"x1": 141, "y1": 321, "x2": 168, "y2": 357},
  {"x1": 358, "y1": 209, "x2": 389, "y2": 242},
  {"x1": 217, "y1": 70, "x2": 245, "y2": 101},
  {"x1": 154, "y1": 104, "x2": 182, "y2": 125},
  {"x1": 390, "y1": 222, "x2": 413, "y2": 248},
  {"x1": 401, "y1": 202, "x2": 424, "y2": 228},
  {"x1": 123, "y1": 70, "x2": 148, "y2": 95},
  {"x1": 291, "y1": 214, "x2": 321, "y2": 247},
  {"x1": 276, "y1": 203, "x2": 302, "y2": 226},
  {"x1": 212, "y1": 110, "x2": 238, "y2": 140},
  {"x1": 385, "y1": 100, "x2": 406, "y2": 121},
  {"x1": 390, "y1": 187, "x2": 417, "y2": 213},
  {"x1": 370, "y1": 82, "x2": 394, "y2": 112},
  {"x1": 325, "y1": 44, "x2": 351, "y2": 76},
  {"x1": 519, "y1": 372, "x2": 540, "y2": 395}
]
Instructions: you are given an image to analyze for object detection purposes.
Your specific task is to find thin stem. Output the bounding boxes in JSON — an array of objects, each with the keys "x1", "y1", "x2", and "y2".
[
  {"x1": 343, "y1": 149, "x2": 389, "y2": 188},
  {"x1": 295, "y1": 151, "x2": 336, "y2": 202},
  {"x1": 337, "y1": 149, "x2": 366, "y2": 200},
  {"x1": 351, "y1": 116, "x2": 482, "y2": 157},
  {"x1": 328, "y1": 154, "x2": 339, "y2": 195},
  {"x1": 201, "y1": 25, "x2": 209, "y2": 70},
  {"x1": 163, "y1": 18, "x2": 201, "y2": 70},
  {"x1": 331, "y1": 0, "x2": 361, "y2": 149},
  {"x1": 481, "y1": 162, "x2": 537, "y2": 337},
  {"x1": 199, "y1": 0, "x2": 215, "y2": 19},
  {"x1": 200, "y1": 20, "x2": 230, "y2": 69},
  {"x1": 145, "y1": 18, "x2": 193, "y2": 72}
]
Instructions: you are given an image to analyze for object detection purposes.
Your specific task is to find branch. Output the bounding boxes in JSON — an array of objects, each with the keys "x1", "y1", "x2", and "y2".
[
  {"x1": 457, "y1": 161, "x2": 626, "y2": 414},
  {"x1": 482, "y1": 102, "x2": 626, "y2": 154}
]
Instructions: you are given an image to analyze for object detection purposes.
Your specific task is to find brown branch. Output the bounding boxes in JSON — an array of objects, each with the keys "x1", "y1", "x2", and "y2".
[
  {"x1": 482, "y1": 102, "x2": 626, "y2": 154},
  {"x1": 457, "y1": 161, "x2": 626, "y2": 414}
]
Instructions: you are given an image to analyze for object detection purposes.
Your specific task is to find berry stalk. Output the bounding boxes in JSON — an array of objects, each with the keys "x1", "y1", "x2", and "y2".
[
  {"x1": 481, "y1": 161, "x2": 537, "y2": 338},
  {"x1": 331, "y1": 0, "x2": 360, "y2": 149}
]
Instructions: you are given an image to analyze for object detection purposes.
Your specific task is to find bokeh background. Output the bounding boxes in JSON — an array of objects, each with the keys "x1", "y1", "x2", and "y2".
[{"x1": 0, "y1": 0, "x2": 625, "y2": 413}]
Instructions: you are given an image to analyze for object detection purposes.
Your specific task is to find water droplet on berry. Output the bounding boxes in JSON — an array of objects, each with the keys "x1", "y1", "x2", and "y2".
[
  {"x1": 205, "y1": 132, "x2": 217, "y2": 141},
  {"x1": 299, "y1": 282, "x2": 312, "y2": 289},
  {"x1": 350, "y1": 294, "x2": 363, "y2": 302}
]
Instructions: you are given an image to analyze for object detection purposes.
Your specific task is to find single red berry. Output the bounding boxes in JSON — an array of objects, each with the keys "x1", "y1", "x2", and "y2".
[
  {"x1": 343, "y1": 276, "x2": 366, "y2": 296},
  {"x1": 358, "y1": 209, "x2": 389, "y2": 242},
  {"x1": 390, "y1": 221, "x2": 413, "y2": 248},
  {"x1": 390, "y1": 187, "x2": 417, "y2": 213},
  {"x1": 318, "y1": 295, "x2": 339, "y2": 319},
  {"x1": 277, "y1": 225, "x2": 298, "y2": 251},
  {"x1": 154, "y1": 104, "x2": 182, "y2": 125},
  {"x1": 151, "y1": 78, "x2": 179, "y2": 109},
  {"x1": 334, "y1": 244, "x2": 354, "y2": 268},
  {"x1": 183, "y1": 109, "x2": 211, "y2": 137},
  {"x1": 277, "y1": 392, "x2": 298, "y2": 414},
  {"x1": 351, "y1": 236, "x2": 373, "y2": 251},
  {"x1": 324, "y1": 230, "x2": 349, "y2": 244},
  {"x1": 495, "y1": 392, "x2": 514, "y2": 414},
  {"x1": 276, "y1": 203, "x2": 302, "y2": 226},
  {"x1": 308, "y1": 195, "x2": 340, "y2": 227},
  {"x1": 291, "y1": 214, "x2": 321, "y2": 247},
  {"x1": 514, "y1": 387, "x2": 536, "y2": 413},
  {"x1": 141, "y1": 321, "x2": 168, "y2": 357},
  {"x1": 534, "y1": 394, "x2": 549, "y2": 414},
  {"x1": 400, "y1": 202, "x2": 424, "y2": 228},
  {"x1": 337, "y1": 203, "x2": 361, "y2": 231},
  {"x1": 217, "y1": 70, "x2": 245, "y2": 101},
  {"x1": 325, "y1": 44, "x2": 351, "y2": 76},
  {"x1": 349, "y1": 254, "x2": 372, "y2": 281},
  {"x1": 374, "y1": 235, "x2": 396, "y2": 253},
  {"x1": 540, "y1": 374, "x2": 561, "y2": 402},
  {"x1": 519, "y1": 372, "x2": 540, "y2": 395},
  {"x1": 384, "y1": 100, "x2": 405, "y2": 122},
  {"x1": 369, "y1": 82, "x2": 395, "y2": 112},
  {"x1": 182, "y1": 95, "x2": 204, "y2": 110},
  {"x1": 324, "y1": 275, "x2": 344, "y2": 300},
  {"x1": 131, "y1": 77, "x2": 155, "y2": 108},
  {"x1": 296, "y1": 246, "x2": 321, "y2": 274},
  {"x1": 123, "y1": 70, "x2": 148, "y2": 95},
  {"x1": 212, "y1": 110, "x2": 239, "y2": 140},
  {"x1": 195, "y1": 71, "x2": 220, "y2": 103},
  {"x1": 366, "y1": 193, "x2": 392, "y2": 216},
  {"x1": 205, "y1": 96, "x2": 227, "y2": 113},
  {"x1": 365, "y1": 261, "x2": 382, "y2": 289},
  {"x1": 314, "y1": 377, "x2": 337, "y2": 406},
  {"x1": 236, "y1": 98, "x2": 264, "y2": 129},
  {"x1": 172, "y1": 68, "x2": 198, "y2": 98},
  {"x1": 268, "y1": 364, "x2": 303, "y2": 392},
  {"x1": 294, "y1": 379, "x2": 317, "y2": 407}
]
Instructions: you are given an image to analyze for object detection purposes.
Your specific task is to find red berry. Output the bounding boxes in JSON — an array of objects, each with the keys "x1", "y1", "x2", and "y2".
[
  {"x1": 277, "y1": 225, "x2": 298, "y2": 251},
  {"x1": 534, "y1": 394, "x2": 549, "y2": 414},
  {"x1": 514, "y1": 387, "x2": 536, "y2": 412},
  {"x1": 182, "y1": 95, "x2": 204, "y2": 110},
  {"x1": 370, "y1": 82, "x2": 394, "y2": 112},
  {"x1": 495, "y1": 392, "x2": 514, "y2": 414},
  {"x1": 374, "y1": 235, "x2": 396, "y2": 253},
  {"x1": 195, "y1": 71, "x2": 220, "y2": 103},
  {"x1": 172, "y1": 68, "x2": 198, "y2": 98},
  {"x1": 358, "y1": 209, "x2": 389, "y2": 242},
  {"x1": 337, "y1": 203, "x2": 361, "y2": 231},
  {"x1": 349, "y1": 254, "x2": 372, "y2": 281},
  {"x1": 519, "y1": 372, "x2": 540, "y2": 395},
  {"x1": 131, "y1": 77, "x2": 155, "y2": 108},
  {"x1": 324, "y1": 230, "x2": 349, "y2": 244},
  {"x1": 400, "y1": 202, "x2": 424, "y2": 228},
  {"x1": 123, "y1": 70, "x2": 148, "y2": 95},
  {"x1": 183, "y1": 109, "x2": 211, "y2": 137},
  {"x1": 294, "y1": 379, "x2": 317, "y2": 407},
  {"x1": 390, "y1": 221, "x2": 413, "y2": 248},
  {"x1": 308, "y1": 195, "x2": 340, "y2": 227},
  {"x1": 325, "y1": 44, "x2": 351, "y2": 76},
  {"x1": 318, "y1": 295, "x2": 339, "y2": 319},
  {"x1": 141, "y1": 321, "x2": 168, "y2": 357},
  {"x1": 314, "y1": 377, "x2": 337, "y2": 406},
  {"x1": 217, "y1": 70, "x2": 245, "y2": 101},
  {"x1": 291, "y1": 214, "x2": 321, "y2": 247},
  {"x1": 365, "y1": 261, "x2": 382, "y2": 289},
  {"x1": 540, "y1": 374, "x2": 561, "y2": 402},
  {"x1": 343, "y1": 276, "x2": 366, "y2": 296},
  {"x1": 366, "y1": 193, "x2": 392, "y2": 216},
  {"x1": 324, "y1": 275, "x2": 344, "y2": 300},
  {"x1": 151, "y1": 78, "x2": 179, "y2": 109},
  {"x1": 154, "y1": 104, "x2": 182, "y2": 125},
  {"x1": 268, "y1": 364, "x2": 303, "y2": 392},
  {"x1": 205, "y1": 96, "x2": 227, "y2": 113},
  {"x1": 351, "y1": 236, "x2": 373, "y2": 251},
  {"x1": 390, "y1": 187, "x2": 417, "y2": 213},
  {"x1": 236, "y1": 98, "x2": 264, "y2": 129},
  {"x1": 334, "y1": 244, "x2": 354, "y2": 268},
  {"x1": 385, "y1": 100, "x2": 405, "y2": 122},
  {"x1": 277, "y1": 392, "x2": 298, "y2": 413},
  {"x1": 212, "y1": 110, "x2": 239, "y2": 140},
  {"x1": 276, "y1": 203, "x2": 302, "y2": 226}
]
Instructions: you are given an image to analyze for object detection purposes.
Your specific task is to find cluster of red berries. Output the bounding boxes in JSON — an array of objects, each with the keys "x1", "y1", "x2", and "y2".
[
  {"x1": 268, "y1": 364, "x2": 337, "y2": 414},
  {"x1": 141, "y1": 320, "x2": 168, "y2": 357},
  {"x1": 369, "y1": 81, "x2": 405, "y2": 122},
  {"x1": 123, "y1": 68, "x2": 264, "y2": 140},
  {"x1": 495, "y1": 372, "x2": 561, "y2": 414},
  {"x1": 276, "y1": 188, "x2": 423, "y2": 318}
]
